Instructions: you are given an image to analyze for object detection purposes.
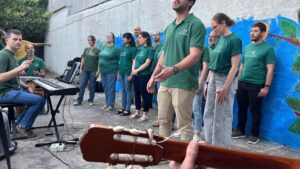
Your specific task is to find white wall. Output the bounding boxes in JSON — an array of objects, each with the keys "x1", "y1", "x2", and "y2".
[{"x1": 45, "y1": 0, "x2": 299, "y2": 74}]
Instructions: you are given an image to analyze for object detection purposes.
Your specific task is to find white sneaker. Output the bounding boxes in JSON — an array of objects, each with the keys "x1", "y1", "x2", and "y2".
[
  {"x1": 101, "y1": 106, "x2": 108, "y2": 110},
  {"x1": 88, "y1": 102, "x2": 93, "y2": 106},
  {"x1": 73, "y1": 101, "x2": 81, "y2": 106},
  {"x1": 193, "y1": 135, "x2": 201, "y2": 142},
  {"x1": 129, "y1": 110, "x2": 140, "y2": 119},
  {"x1": 105, "y1": 107, "x2": 113, "y2": 111},
  {"x1": 173, "y1": 132, "x2": 181, "y2": 138},
  {"x1": 138, "y1": 114, "x2": 149, "y2": 122}
]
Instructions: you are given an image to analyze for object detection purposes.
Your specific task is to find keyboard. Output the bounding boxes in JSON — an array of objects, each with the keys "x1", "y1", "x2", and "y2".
[{"x1": 33, "y1": 78, "x2": 79, "y2": 95}]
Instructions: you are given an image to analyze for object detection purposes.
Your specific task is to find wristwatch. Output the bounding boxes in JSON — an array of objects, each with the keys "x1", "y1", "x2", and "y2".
[{"x1": 172, "y1": 66, "x2": 179, "y2": 75}]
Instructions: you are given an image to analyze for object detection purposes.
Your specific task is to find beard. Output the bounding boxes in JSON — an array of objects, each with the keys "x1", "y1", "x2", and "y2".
[{"x1": 251, "y1": 35, "x2": 261, "y2": 42}]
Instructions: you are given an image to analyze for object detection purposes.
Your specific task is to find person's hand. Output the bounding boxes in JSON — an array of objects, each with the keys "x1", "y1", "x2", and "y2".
[
  {"x1": 79, "y1": 69, "x2": 83, "y2": 75},
  {"x1": 117, "y1": 74, "x2": 121, "y2": 81},
  {"x1": 217, "y1": 87, "x2": 228, "y2": 103},
  {"x1": 154, "y1": 64, "x2": 174, "y2": 82},
  {"x1": 132, "y1": 69, "x2": 138, "y2": 76},
  {"x1": 196, "y1": 81, "x2": 203, "y2": 95},
  {"x1": 95, "y1": 71, "x2": 99, "y2": 78},
  {"x1": 127, "y1": 74, "x2": 133, "y2": 81},
  {"x1": 203, "y1": 83, "x2": 208, "y2": 99},
  {"x1": 19, "y1": 70, "x2": 26, "y2": 76},
  {"x1": 257, "y1": 87, "x2": 269, "y2": 97},
  {"x1": 169, "y1": 141, "x2": 206, "y2": 169},
  {"x1": 45, "y1": 43, "x2": 51, "y2": 47},
  {"x1": 18, "y1": 60, "x2": 31, "y2": 72},
  {"x1": 147, "y1": 77, "x2": 155, "y2": 93}
]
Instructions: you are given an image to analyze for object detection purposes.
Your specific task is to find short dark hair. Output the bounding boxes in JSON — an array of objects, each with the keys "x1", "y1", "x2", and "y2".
[
  {"x1": 5, "y1": 29, "x2": 22, "y2": 39},
  {"x1": 88, "y1": 35, "x2": 96, "y2": 43},
  {"x1": 139, "y1": 31, "x2": 152, "y2": 47},
  {"x1": 252, "y1": 22, "x2": 266, "y2": 32},
  {"x1": 188, "y1": 0, "x2": 196, "y2": 11},
  {"x1": 213, "y1": 13, "x2": 235, "y2": 27},
  {"x1": 123, "y1": 32, "x2": 136, "y2": 47}
]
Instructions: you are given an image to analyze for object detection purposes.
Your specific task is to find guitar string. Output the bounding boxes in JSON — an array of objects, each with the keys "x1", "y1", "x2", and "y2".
[{"x1": 156, "y1": 125, "x2": 188, "y2": 144}]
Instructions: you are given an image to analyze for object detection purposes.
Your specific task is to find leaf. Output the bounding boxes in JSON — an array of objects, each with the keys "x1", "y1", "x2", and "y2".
[
  {"x1": 280, "y1": 19, "x2": 297, "y2": 38},
  {"x1": 292, "y1": 54, "x2": 300, "y2": 74},
  {"x1": 289, "y1": 118, "x2": 300, "y2": 134},
  {"x1": 287, "y1": 97, "x2": 300, "y2": 112}
]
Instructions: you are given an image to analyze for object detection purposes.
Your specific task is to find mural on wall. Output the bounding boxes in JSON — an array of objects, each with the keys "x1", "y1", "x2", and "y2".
[{"x1": 95, "y1": 16, "x2": 300, "y2": 149}]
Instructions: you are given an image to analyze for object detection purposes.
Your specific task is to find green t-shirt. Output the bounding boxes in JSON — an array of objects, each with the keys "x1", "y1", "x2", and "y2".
[
  {"x1": 150, "y1": 44, "x2": 163, "y2": 72},
  {"x1": 119, "y1": 46, "x2": 137, "y2": 76},
  {"x1": 82, "y1": 47, "x2": 100, "y2": 72},
  {"x1": 161, "y1": 13, "x2": 206, "y2": 90},
  {"x1": 0, "y1": 49, "x2": 20, "y2": 96},
  {"x1": 98, "y1": 45, "x2": 120, "y2": 74},
  {"x1": 209, "y1": 33, "x2": 242, "y2": 75},
  {"x1": 198, "y1": 46, "x2": 210, "y2": 71},
  {"x1": 18, "y1": 56, "x2": 45, "y2": 76},
  {"x1": 239, "y1": 41, "x2": 276, "y2": 84},
  {"x1": 0, "y1": 42, "x2": 4, "y2": 50},
  {"x1": 134, "y1": 46, "x2": 154, "y2": 75}
]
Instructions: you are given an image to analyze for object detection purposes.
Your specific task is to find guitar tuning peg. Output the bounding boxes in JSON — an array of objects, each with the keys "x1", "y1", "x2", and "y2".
[
  {"x1": 107, "y1": 164, "x2": 117, "y2": 169},
  {"x1": 113, "y1": 126, "x2": 125, "y2": 132}
]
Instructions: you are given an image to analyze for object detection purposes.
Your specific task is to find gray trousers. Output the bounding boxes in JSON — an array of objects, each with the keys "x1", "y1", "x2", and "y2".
[
  {"x1": 0, "y1": 112, "x2": 12, "y2": 155},
  {"x1": 203, "y1": 72, "x2": 237, "y2": 147}
]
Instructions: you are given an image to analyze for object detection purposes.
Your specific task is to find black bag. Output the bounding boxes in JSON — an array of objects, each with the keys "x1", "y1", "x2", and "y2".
[{"x1": 95, "y1": 81, "x2": 104, "y2": 93}]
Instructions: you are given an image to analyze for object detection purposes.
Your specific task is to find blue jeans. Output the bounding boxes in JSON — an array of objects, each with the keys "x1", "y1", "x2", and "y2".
[
  {"x1": 77, "y1": 71, "x2": 96, "y2": 103},
  {"x1": 119, "y1": 75, "x2": 132, "y2": 110},
  {"x1": 0, "y1": 89, "x2": 46, "y2": 129},
  {"x1": 193, "y1": 89, "x2": 204, "y2": 133},
  {"x1": 101, "y1": 73, "x2": 117, "y2": 108}
]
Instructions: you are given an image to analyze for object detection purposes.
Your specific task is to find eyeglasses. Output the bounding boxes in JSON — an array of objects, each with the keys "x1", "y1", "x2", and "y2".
[
  {"x1": 153, "y1": 34, "x2": 159, "y2": 36},
  {"x1": 106, "y1": 36, "x2": 113, "y2": 39}
]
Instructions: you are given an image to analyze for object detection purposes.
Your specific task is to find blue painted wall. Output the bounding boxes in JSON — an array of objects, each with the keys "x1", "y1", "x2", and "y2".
[{"x1": 97, "y1": 16, "x2": 300, "y2": 150}]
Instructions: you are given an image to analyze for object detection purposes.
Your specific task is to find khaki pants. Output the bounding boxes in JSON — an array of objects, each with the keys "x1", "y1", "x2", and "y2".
[{"x1": 158, "y1": 86, "x2": 194, "y2": 141}]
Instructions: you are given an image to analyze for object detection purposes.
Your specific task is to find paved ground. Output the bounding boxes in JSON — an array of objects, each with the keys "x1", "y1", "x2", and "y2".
[{"x1": 1, "y1": 75, "x2": 300, "y2": 169}]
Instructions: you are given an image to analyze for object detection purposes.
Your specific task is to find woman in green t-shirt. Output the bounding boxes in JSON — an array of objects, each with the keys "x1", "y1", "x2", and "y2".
[
  {"x1": 74, "y1": 35, "x2": 100, "y2": 106},
  {"x1": 203, "y1": 13, "x2": 242, "y2": 147},
  {"x1": 116, "y1": 33, "x2": 137, "y2": 116},
  {"x1": 129, "y1": 31, "x2": 154, "y2": 122},
  {"x1": 98, "y1": 32, "x2": 121, "y2": 111}
]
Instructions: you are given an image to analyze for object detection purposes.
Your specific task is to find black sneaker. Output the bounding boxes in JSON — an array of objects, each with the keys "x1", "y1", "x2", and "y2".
[
  {"x1": 248, "y1": 136, "x2": 260, "y2": 144},
  {"x1": 232, "y1": 129, "x2": 246, "y2": 138}
]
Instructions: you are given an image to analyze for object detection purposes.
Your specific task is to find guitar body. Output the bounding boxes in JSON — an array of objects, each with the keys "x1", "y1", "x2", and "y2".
[{"x1": 79, "y1": 124, "x2": 300, "y2": 169}]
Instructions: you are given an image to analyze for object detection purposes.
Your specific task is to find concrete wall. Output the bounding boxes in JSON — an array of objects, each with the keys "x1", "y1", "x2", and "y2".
[
  {"x1": 45, "y1": 0, "x2": 300, "y2": 149},
  {"x1": 45, "y1": 0, "x2": 299, "y2": 75}
]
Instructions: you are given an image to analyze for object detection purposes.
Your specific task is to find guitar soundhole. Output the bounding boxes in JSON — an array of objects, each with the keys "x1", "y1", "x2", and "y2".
[{"x1": 110, "y1": 153, "x2": 153, "y2": 163}]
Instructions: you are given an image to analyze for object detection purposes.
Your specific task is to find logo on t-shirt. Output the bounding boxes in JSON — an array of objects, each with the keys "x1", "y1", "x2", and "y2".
[
  {"x1": 179, "y1": 28, "x2": 189, "y2": 36},
  {"x1": 245, "y1": 50, "x2": 257, "y2": 58}
]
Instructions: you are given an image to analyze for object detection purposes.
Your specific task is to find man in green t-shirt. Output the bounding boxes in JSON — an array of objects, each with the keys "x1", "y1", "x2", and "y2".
[
  {"x1": 0, "y1": 29, "x2": 46, "y2": 138},
  {"x1": 18, "y1": 43, "x2": 46, "y2": 77},
  {"x1": 147, "y1": 0, "x2": 206, "y2": 141},
  {"x1": 232, "y1": 22, "x2": 276, "y2": 144}
]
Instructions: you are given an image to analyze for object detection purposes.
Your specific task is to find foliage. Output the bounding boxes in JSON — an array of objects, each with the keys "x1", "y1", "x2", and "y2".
[
  {"x1": 280, "y1": 19, "x2": 297, "y2": 38},
  {"x1": 0, "y1": 0, "x2": 51, "y2": 42}
]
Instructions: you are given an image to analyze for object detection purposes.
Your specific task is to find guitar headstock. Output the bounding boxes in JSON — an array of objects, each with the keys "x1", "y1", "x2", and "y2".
[{"x1": 79, "y1": 124, "x2": 167, "y2": 167}]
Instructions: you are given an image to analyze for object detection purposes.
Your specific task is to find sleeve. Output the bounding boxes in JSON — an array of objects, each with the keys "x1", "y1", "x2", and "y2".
[
  {"x1": 162, "y1": 27, "x2": 169, "y2": 51},
  {"x1": 40, "y1": 60, "x2": 46, "y2": 71},
  {"x1": 147, "y1": 48, "x2": 155, "y2": 60},
  {"x1": 132, "y1": 48, "x2": 137, "y2": 60},
  {"x1": 266, "y1": 46, "x2": 276, "y2": 64},
  {"x1": 82, "y1": 48, "x2": 87, "y2": 57},
  {"x1": 0, "y1": 54, "x2": 9, "y2": 73},
  {"x1": 189, "y1": 22, "x2": 206, "y2": 50},
  {"x1": 202, "y1": 47, "x2": 210, "y2": 62},
  {"x1": 231, "y1": 37, "x2": 242, "y2": 57}
]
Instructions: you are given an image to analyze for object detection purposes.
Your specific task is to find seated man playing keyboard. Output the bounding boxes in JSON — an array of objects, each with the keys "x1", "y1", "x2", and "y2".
[{"x1": 0, "y1": 29, "x2": 46, "y2": 138}]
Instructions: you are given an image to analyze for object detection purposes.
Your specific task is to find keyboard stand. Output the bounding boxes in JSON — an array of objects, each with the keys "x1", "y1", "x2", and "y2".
[{"x1": 35, "y1": 93, "x2": 68, "y2": 147}]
